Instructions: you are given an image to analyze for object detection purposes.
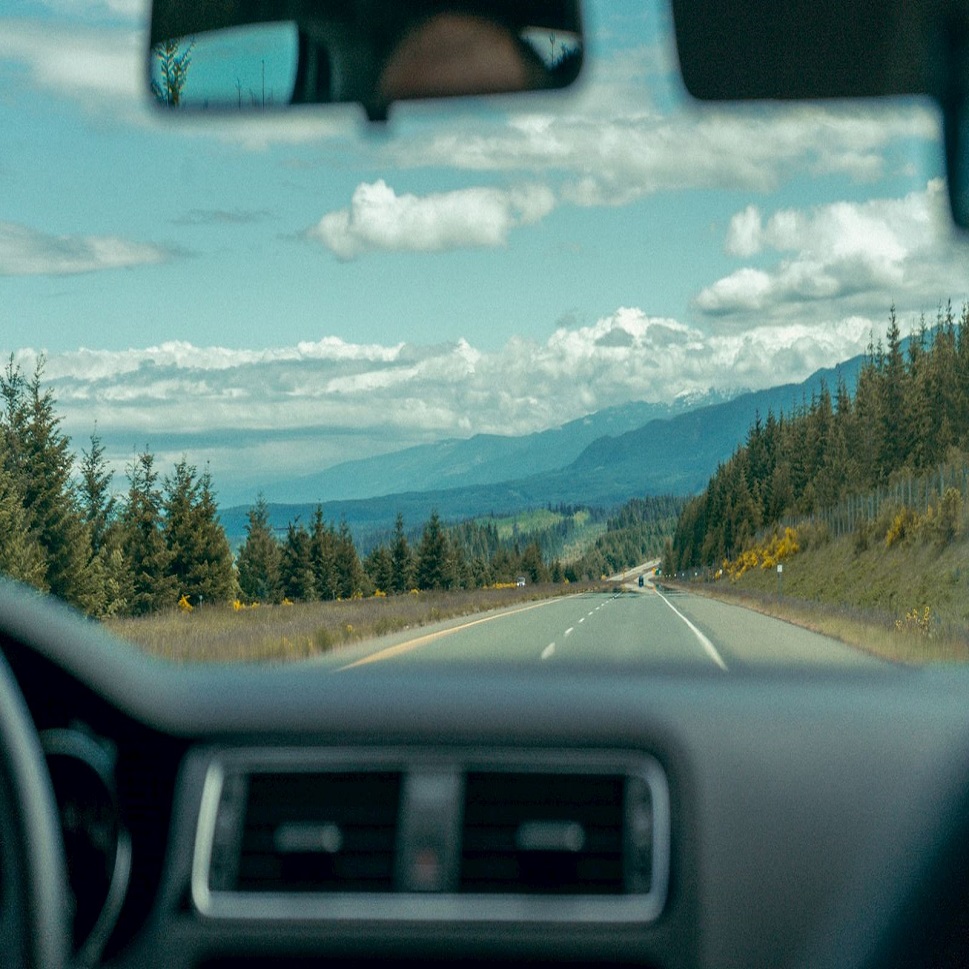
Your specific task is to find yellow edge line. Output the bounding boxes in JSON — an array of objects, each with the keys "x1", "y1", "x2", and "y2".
[{"x1": 338, "y1": 596, "x2": 574, "y2": 670}]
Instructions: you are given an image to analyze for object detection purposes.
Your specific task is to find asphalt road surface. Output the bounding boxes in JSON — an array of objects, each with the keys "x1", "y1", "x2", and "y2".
[{"x1": 327, "y1": 585, "x2": 883, "y2": 672}]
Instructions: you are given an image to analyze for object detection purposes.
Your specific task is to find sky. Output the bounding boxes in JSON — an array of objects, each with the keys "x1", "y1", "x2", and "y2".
[{"x1": 1, "y1": 0, "x2": 967, "y2": 505}]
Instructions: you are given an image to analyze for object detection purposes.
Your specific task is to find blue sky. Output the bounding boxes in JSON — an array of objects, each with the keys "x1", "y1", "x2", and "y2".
[{"x1": 1, "y1": 0, "x2": 965, "y2": 504}]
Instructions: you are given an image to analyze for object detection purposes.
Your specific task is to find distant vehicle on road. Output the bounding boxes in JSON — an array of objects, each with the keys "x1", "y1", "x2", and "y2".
[
  {"x1": 516, "y1": 575, "x2": 526, "y2": 588},
  {"x1": 638, "y1": 575, "x2": 645, "y2": 587}
]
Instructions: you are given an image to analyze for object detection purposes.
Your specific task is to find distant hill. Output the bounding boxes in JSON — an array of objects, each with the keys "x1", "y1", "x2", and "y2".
[
  {"x1": 221, "y1": 357, "x2": 864, "y2": 549},
  {"x1": 232, "y1": 391, "x2": 735, "y2": 506}
]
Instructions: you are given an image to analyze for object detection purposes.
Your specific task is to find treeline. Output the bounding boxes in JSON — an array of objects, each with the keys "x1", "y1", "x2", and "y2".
[
  {"x1": 0, "y1": 358, "x2": 234, "y2": 616},
  {"x1": 669, "y1": 302, "x2": 969, "y2": 570},
  {"x1": 241, "y1": 495, "x2": 683, "y2": 603},
  {"x1": 236, "y1": 502, "x2": 570, "y2": 604}
]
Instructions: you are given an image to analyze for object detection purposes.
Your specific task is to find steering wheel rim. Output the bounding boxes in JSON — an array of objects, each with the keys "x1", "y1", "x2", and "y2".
[{"x1": 0, "y1": 648, "x2": 68, "y2": 969}]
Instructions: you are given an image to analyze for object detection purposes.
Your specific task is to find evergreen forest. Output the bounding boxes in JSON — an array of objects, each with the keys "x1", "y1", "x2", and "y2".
[{"x1": 669, "y1": 303, "x2": 969, "y2": 572}]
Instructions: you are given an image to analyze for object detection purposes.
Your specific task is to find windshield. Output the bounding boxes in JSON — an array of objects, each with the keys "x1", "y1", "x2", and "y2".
[{"x1": 2, "y1": 0, "x2": 966, "y2": 668}]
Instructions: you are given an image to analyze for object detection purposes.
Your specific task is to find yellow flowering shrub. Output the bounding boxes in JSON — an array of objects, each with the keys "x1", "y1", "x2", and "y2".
[
  {"x1": 895, "y1": 606, "x2": 932, "y2": 637},
  {"x1": 724, "y1": 527, "x2": 799, "y2": 580},
  {"x1": 885, "y1": 507, "x2": 918, "y2": 548}
]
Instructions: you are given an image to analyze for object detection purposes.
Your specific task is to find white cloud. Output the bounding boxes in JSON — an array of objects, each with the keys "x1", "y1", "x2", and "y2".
[
  {"x1": 0, "y1": 19, "x2": 143, "y2": 102},
  {"x1": 306, "y1": 180, "x2": 555, "y2": 259},
  {"x1": 389, "y1": 88, "x2": 939, "y2": 207},
  {"x1": 696, "y1": 180, "x2": 960, "y2": 320},
  {"x1": 0, "y1": 221, "x2": 173, "y2": 275},
  {"x1": 7, "y1": 310, "x2": 879, "y2": 495},
  {"x1": 725, "y1": 205, "x2": 763, "y2": 257}
]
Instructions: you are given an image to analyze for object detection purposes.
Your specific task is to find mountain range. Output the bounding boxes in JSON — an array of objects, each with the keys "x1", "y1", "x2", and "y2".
[
  {"x1": 221, "y1": 356, "x2": 864, "y2": 549},
  {"x1": 231, "y1": 390, "x2": 735, "y2": 506}
]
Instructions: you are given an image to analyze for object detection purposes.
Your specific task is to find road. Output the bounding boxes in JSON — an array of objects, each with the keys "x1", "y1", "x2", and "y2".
[{"x1": 325, "y1": 582, "x2": 882, "y2": 672}]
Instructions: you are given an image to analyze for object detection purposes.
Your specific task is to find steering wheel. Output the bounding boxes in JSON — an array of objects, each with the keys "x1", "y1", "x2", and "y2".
[{"x1": 0, "y1": 648, "x2": 68, "y2": 969}]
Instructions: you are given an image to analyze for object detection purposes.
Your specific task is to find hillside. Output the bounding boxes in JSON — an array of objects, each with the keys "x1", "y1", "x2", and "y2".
[
  {"x1": 708, "y1": 514, "x2": 969, "y2": 660},
  {"x1": 670, "y1": 306, "x2": 969, "y2": 572}
]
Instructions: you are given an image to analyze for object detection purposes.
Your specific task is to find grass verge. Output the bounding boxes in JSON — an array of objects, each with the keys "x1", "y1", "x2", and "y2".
[
  {"x1": 106, "y1": 583, "x2": 600, "y2": 664},
  {"x1": 666, "y1": 531, "x2": 969, "y2": 665},
  {"x1": 666, "y1": 580, "x2": 969, "y2": 664}
]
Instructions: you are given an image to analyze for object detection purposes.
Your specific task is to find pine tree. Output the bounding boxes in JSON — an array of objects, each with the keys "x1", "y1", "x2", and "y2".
[
  {"x1": 333, "y1": 519, "x2": 366, "y2": 598},
  {"x1": 519, "y1": 541, "x2": 548, "y2": 584},
  {"x1": 236, "y1": 494, "x2": 282, "y2": 603},
  {"x1": 162, "y1": 460, "x2": 234, "y2": 606},
  {"x1": 878, "y1": 306, "x2": 908, "y2": 475},
  {"x1": 189, "y1": 469, "x2": 236, "y2": 604},
  {"x1": 0, "y1": 456, "x2": 46, "y2": 589},
  {"x1": 309, "y1": 506, "x2": 337, "y2": 600},
  {"x1": 163, "y1": 458, "x2": 201, "y2": 603},
  {"x1": 280, "y1": 521, "x2": 316, "y2": 601},
  {"x1": 122, "y1": 450, "x2": 176, "y2": 614},
  {"x1": 365, "y1": 544, "x2": 395, "y2": 593},
  {"x1": 416, "y1": 511, "x2": 454, "y2": 590},
  {"x1": 957, "y1": 303, "x2": 969, "y2": 448},
  {"x1": 1, "y1": 358, "x2": 98, "y2": 611},
  {"x1": 389, "y1": 512, "x2": 413, "y2": 593},
  {"x1": 78, "y1": 429, "x2": 115, "y2": 556}
]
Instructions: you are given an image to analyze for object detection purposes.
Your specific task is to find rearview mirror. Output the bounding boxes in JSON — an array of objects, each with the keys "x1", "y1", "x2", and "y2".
[{"x1": 148, "y1": 0, "x2": 583, "y2": 121}]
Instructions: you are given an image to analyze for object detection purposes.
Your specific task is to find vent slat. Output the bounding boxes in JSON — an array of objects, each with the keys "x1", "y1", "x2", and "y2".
[
  {"x1": 233, "y1": 771, "x2": 401, "y2": 893},
  {"x1": 459, "y1": 771, "x2": 628, "y2": 895}
]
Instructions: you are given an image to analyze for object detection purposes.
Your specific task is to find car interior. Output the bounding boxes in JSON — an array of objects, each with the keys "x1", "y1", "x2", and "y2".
[{"x1": 3, "y1": 1, "x2": 969, "y2": 969}]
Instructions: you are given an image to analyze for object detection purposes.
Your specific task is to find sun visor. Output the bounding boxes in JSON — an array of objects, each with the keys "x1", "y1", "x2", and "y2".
[{"x1": 669, "y1": 0, "x2": 942, "y2": 101}]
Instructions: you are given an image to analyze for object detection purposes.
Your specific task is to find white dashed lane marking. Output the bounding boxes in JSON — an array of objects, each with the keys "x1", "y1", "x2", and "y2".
[{"x1": 545, "y1": 595, "x2": 615, "y2": 661}]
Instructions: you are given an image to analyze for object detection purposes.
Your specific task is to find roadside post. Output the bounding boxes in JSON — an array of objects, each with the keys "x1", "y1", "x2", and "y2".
[{"x1": 777, "y1": 563, "x2": 783, "y2": 599}]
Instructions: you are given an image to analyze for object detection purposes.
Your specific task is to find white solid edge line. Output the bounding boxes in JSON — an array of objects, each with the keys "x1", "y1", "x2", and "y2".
[{"x1": 654, "y1": 588, "x2": 728, "y2": 671}]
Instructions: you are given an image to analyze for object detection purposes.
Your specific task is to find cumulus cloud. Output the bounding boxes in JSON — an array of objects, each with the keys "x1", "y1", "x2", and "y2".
[
  {"x1": 696, "y1": 180, "x2": 960, "y2": 320},
  {"x1": 0, "y1": 221, "x2": 173, "y2": 275},
  {"x1": 305, "y1": 180, "x2": 556, "y2": 259},
  {"x1": 7, "y1": 309, "x2": 879, "y2": 494}
]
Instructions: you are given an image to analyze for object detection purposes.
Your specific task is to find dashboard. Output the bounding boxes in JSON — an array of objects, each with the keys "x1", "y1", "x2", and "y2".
[{"x1": 2, "y1": 582, "x2": 969, "y2": 969}]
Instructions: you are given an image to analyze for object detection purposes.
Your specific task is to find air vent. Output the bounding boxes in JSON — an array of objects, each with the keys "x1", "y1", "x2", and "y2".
[
  {"x1": 217, "y1": 770, "x2": 402, "y2": 893},
  {"x1": 190, "y1": 748, "x2": 669, "y2": 924},
  {"x1": 460, "y1": 771, "x2": 635, "y2": 895}
]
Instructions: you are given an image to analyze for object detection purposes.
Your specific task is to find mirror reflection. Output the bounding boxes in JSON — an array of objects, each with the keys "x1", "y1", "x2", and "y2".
[
  {"x1": 151, "y1": 22, "x2": 299, "y2": 109},
  {"x1": 148, "y1": 0, "x2": 583, "y2": 118}
]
